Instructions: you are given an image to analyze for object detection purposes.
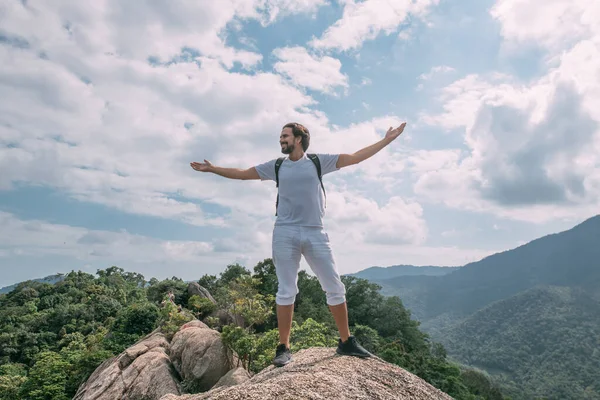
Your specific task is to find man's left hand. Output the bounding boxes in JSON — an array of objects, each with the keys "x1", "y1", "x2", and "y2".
[{"x1": 385, "y1": 122, "x2": 406, "y2": 141}]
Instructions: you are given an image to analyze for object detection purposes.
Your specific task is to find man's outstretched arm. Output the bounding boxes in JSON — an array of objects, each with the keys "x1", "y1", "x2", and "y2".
[
  {"x1": 190, "y1": 160, "x2": 260, "y2": 180},
  {"x1": 336, "y1": 122, "x2": 406, "y2": 169}
]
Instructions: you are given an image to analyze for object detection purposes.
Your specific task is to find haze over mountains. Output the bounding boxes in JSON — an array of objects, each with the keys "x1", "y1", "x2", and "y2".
[
  {"x1": 349, "y1": 265, "x2": 460, "y2": 280},
  {"x1": 352, "y1": 214, "x2": 600, "y2": 400}
]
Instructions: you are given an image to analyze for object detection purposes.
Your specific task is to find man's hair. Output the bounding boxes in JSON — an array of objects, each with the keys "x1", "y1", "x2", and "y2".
[{"x1": 283, "y1": 122, "x2": 310, "y2": 151}]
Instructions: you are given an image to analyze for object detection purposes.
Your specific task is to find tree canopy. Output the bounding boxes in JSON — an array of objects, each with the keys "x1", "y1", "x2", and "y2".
[{"x1": 0, "y1": 260, "x2": 506, "y2": 400}]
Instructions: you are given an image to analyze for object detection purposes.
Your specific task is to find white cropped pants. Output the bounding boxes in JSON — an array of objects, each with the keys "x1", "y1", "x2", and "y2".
[{"x1": 272, "y1": 225, "x2": 346, "y2": 306}]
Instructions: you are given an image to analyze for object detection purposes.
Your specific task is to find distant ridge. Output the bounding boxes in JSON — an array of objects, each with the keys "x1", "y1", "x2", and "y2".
[
  {"x1": 0, "y1": 273, "x2": 65, "y2": 294},
  {"x1": 347, "y1": 265, "x2": 460, "y2": 281}
]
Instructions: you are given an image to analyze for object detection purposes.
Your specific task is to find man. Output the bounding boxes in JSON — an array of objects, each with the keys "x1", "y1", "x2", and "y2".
[{"x1": 190, "y1": 121, "x2": 406, "y2": 367}]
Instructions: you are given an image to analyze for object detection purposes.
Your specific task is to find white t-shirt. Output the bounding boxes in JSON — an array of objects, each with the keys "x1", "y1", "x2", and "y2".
[{"x1": 254, "y1": 153, "x2": 340, "y2": 227}]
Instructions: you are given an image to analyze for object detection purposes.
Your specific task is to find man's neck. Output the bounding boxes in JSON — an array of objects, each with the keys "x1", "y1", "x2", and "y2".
[{"x1": 288, "y1": 150, "x2": 305, "y2": 161}]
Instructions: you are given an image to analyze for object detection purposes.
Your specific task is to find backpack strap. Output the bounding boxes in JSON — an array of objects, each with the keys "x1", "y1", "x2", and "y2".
[
  {"x1": 274, "y1": 157, "x2": 285, "y2": 215},
  {"x1": 307, "y1": 153, "x2": 326, "y2": 207}
]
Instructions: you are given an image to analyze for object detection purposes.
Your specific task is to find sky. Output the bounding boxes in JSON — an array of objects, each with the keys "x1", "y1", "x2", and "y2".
[{"x1": 1, "y1": 0, "x2": 599, "y2": 287}]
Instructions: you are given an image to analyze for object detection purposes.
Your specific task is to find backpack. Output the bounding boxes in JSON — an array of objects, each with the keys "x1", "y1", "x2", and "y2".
[{"x1": 274, "y1": 153, "x2": 326, "y2": 216}]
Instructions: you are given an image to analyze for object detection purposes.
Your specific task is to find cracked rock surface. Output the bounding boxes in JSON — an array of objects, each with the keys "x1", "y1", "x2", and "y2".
[{"x1": 73, "y1": 331, "x2": 181, "y2": 400}]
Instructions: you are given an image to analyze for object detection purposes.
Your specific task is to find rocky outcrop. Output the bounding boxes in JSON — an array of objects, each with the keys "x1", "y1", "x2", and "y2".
[
  {"x1": 74, "y1": 321, "x2": 237, "y2": 400},
  {"x1": 170, "y1": 320, "x2": 237, "y2": 392},
  {"x1": 187, "y1": 283, "x2": 216, "y2": 304},
  {"x1": 76, "y1": 318, "x2": 453, "y2": 400},
  {"x1": 159, "y1": 347, "x2": 453, "y2": 400},
  {"x1": 74, "y1": 331, "x2": 181, "y2": 400}
]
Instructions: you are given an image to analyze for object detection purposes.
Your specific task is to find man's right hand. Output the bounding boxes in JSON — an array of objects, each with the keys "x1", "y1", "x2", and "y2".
[
  {"x1": 190, "y1": 160, "x2": 213, "y2": 172},
  {"x1": 190, "y1": 160, "x2": 260, "y2": 180}
]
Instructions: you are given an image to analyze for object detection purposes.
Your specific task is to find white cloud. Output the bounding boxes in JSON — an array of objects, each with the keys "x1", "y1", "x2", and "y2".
[
  {"x1": 0, "y1": 0, "x2": 264, "y2": 68},
  {"x1": 272, "y1": 46, "x2": 349, "y2": 94},
  {"x1": 309, "y1": 0, "x2": 439, "y2": 52},
  {"x1": 310, "y1": 117, "x2": 410, "y2": 193},
  {"x1": 0, "y1": 210, "x2": 495, "y2": 287},
  {"x1": 419, "y1": 73, "x2": 521, "y2": 131},
  {"x1": 0, "y1": 211, "x2": 215, "y2": 263},
  {"x1": 0, "y1": 0, "x2": 512, "y2": 285},
  {"x1": 408, "y1": 149, "x2": 462, "y2": 174},
  {"x1": 0, "y1": 3, "x2": 319, "y2": 227},
  {"x1": 255, "y1": 0, "x2": 329, "y2": 25},
  {"x1": 491, "y1": 0, "x2": 599, "y2": 51},
  {"x1": 418, "y1": 65, "x2": 456, "y2": 81},
  {"x1": 323, "y1": 190, "x2": 427, "y2": 245},
  {"x1": 415, "y1": 0, "x2": 600, "y2": 223}
]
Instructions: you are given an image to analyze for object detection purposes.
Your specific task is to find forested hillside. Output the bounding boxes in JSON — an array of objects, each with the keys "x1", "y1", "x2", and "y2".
[
  {"x1": 354, "y1": 215, "x2": 600, "y2": 400},
  {"x1": 443, "y1": 286, "x2": 600, "y2": 399},
  {"x1": 0, "y1": 262, "x2": 506, "y2": 400}
]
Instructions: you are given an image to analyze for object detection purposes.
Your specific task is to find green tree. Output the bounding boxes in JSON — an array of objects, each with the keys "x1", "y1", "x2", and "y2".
[
  {"x1": 19, "y1": 351, "x2": 69, "y2": 400},
  {"x1": 113, "y1": 302, "x2": 160, "y2": 336},
  {"x1": 219, "y1": 263, "x2": 252, "y2": 287},
  {"x1": 351, "y1": 324, "x2": 381, "y2": 354},
  {"x1": 221, "y1": 275, "x2": 274, "y2": 330},
  {"x1": 253, "y1": 258, "x2": 278, "y2": 297},
  {"x1": 157, "y1": 296, "x2": 194, "y2": 340},
  {"x1": 221, "y1": 325, "x2": 256, "y2": 370},
  {"x1": 294, "y1": 271, "x2": 333, "y2": 328},
  {"x1": 146, "y1": 277, "x2": 188, "y2": 305},
  {"x1": 198, "y1": 275, "x2": 219, "y2": 294},
  {"x1": 188, "y1": 295, "x2": 217, "y2": 320},
  {"x1": 290, "y1": 318, "x2": 337, "y2": 350},
  {"x1": 0, "y1": 363, "x2": 27, "y2": 400}
]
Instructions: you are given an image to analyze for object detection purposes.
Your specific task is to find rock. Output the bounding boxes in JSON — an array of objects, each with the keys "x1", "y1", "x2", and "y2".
[
  {"x1": 118, "y1": 332, "x2": 169, "y2": 369},
  {"x1": 212, "y1": 308, "x2": 236, "y2": 327},
  {"x1": 169, "y1": 320, "x2": 237, "y2": 393},
  {"x1": 211, "y1": 367, "x2": 251, "y2": 390},
  {"x1": 187, "y1": 282, "x2": 216, "y2": 304},
  {"x1": 74, "y1": 332, "x2": 180, "y2": 400},
  {"x1": 159, "y1": 347, "x2": 453, "y2": 400}
]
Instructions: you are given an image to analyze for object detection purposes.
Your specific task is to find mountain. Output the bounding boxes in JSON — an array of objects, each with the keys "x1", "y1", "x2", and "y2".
[
  {"x1": 0, "y1": 273, "x2": 65, "y2": 294},
  {"x1": 347, "y1": 265, "x2": 460, "y2": 281},
  {"x1": 441, "y1": 285, "x2": 600, "y2": 400},
  {"x1": 351, "y1": 214, "x2": 600, "y2": 400},
  {"x1": 377, "y1": 214, "x2": 600, "y2": 322}
]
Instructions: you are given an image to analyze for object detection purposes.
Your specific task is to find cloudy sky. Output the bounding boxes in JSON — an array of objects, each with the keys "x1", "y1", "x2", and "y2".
[{"x1": 1, "y1": 0, "x2": 598, "y2": 287}]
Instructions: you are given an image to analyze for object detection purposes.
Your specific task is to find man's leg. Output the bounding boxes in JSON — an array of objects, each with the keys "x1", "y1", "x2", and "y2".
[
  {"x1": 303, "y1": 228, "x2": 373, "y2": 358},
  {"x1": 328, "y1": 301, "x2": 350, "y2": 343},
  {"x1": 277, "y1": 304, "x2": 294, "y2": 348},
  {"x1": 272, "y1": 226, "x2": 301, "y2": 366}
]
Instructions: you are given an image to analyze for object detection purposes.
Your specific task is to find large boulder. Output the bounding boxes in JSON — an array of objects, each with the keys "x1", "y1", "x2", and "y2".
[
  {"x1": 169, "y1": 320, "x2": 238, "y2": 393},
  {"x1": 159, "y1": 347, "x2": 454, "y2": 400},
  {"x1": 74, "y1": 331, "x2": 181, "y2": 400},
  {"x1": 74, "y1": 320, "x2": 239, "y2": 400}
]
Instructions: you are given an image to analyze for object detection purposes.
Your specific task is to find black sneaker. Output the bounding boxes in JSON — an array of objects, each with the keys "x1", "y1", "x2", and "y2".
[
  {"x1": 336, "y1": 336, "x2": 373, "y2": 358},
  {"x1": 272, "y1": 343, "x2": 292, "y2": 367}
]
